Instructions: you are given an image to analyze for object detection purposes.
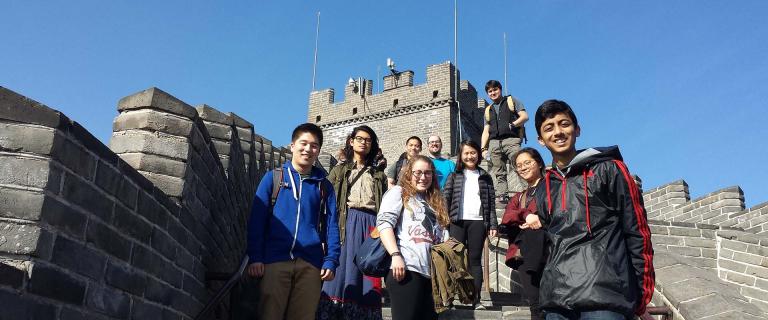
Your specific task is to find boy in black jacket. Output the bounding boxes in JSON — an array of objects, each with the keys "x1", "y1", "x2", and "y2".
[{"x1": 529, "y1": 100, "x2": 654, "y2": 319}]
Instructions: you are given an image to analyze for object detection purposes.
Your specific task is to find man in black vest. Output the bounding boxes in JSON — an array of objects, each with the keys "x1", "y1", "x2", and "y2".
[{"x1": 480, "y1": 80, "x2": 529, "y2": 206}]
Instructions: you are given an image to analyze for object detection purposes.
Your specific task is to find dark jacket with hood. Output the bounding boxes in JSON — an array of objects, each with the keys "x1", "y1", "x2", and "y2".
[
  {"x1": 442, "y1": 167, "x2": 498, "y2": 231},
  {"x1": 533, "y1": 146, "x2": 654, "y2": 317}
]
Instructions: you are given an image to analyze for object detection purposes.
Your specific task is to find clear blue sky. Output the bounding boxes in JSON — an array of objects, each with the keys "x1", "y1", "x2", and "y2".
[{"x1": 3, "y1": 1, "x2": 767, "y2": 207}]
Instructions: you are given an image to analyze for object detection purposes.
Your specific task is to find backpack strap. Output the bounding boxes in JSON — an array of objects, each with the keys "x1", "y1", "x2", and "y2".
[
  {"x1": 506, "y1": 96, "x2": 528, "y2": 144},
  {"x1": 318, "y1": 179, "x2": 328, "y2": 255},
  {"x1": 270, "y1": 168, "x2": 284, "y2": 210},
  {"x1": 507, "y1": 96, "x2": 516, "y2": 112}
]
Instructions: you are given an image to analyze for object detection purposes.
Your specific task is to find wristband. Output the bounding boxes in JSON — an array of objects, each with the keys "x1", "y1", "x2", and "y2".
[
  {"x1": 390, "y1": 251, "x2": 402, "y2": 257},
  {"x1": 481, "y1": 147, "x2": 488, "y2": 152}
]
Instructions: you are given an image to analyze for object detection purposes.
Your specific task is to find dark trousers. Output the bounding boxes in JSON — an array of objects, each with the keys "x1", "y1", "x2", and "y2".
[
  {"x1": 516, "y1": 229, "x2": 546, "y2": 319},
  {"x1": 385, "y1": 271, "x2": 437, "y2": 320},
  {"x1": 450, "y1": 219, "x2": 486, "y2": 301}
]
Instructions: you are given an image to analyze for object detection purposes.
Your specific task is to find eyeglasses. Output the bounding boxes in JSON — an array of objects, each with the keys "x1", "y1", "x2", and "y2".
[
  {"x1": 354, "y1": 136, "x2": 372, "y2": 144},
  {"x1": 411, "y1": 170, "x2": 434, "y2": 178},
  {"x1": 428, "y1": 141, "x2": 441, "y2": 145},
  {"x1": 514, "y1": 160, "x2": 537, "y2": 171}
]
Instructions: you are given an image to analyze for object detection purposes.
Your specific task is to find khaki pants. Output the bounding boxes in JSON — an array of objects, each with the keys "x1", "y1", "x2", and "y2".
[
  {"x1": 257, "y1": 258, "x2": 321, "y2": 320},
  {"x1": 488, "y1": 137, "x2": 527, "y2": 197}
]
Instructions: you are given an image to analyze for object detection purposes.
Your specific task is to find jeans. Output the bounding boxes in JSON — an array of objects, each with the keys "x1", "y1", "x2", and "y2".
[{"x1": 544, "y1": 309, "x2": 627, "y2": 320}]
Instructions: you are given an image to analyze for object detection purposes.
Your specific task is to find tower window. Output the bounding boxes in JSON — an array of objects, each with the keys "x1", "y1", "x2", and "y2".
[
  {"x1": 352, "y1": 107, "x2": 358, "y2": 115},
  {"x1": 393, "y1": 99, "x2": 399, "y2": 107},
  {"x1": 433, "y1": 90, "x2": 438, "y2": 98},
  {"x1": 315, "y1": 115, "x2": 321, "y2": 122}
]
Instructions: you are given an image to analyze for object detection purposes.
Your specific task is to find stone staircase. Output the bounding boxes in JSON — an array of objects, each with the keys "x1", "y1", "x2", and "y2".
[{"x1": 382, "y1": 291, "x2": 534, "y2": 320}]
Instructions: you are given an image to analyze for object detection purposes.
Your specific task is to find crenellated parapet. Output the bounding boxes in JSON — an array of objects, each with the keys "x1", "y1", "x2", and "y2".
[
  {"x1": 308, "y1": 61, "x2": 484, "y2": 160},
  {"x1": 0, "y1": 86, "x2": 283, "y2": 319}
]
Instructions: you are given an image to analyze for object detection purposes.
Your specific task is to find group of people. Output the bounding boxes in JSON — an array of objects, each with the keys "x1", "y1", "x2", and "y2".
[{"x1": 246, "y1": 80, "x2": 655, "y2": 320}]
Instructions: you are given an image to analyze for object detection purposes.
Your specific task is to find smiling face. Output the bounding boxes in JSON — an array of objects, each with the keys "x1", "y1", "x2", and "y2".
[
  {"x1": 537, "y1": 112, "x2": 580, "y2": 166},
  {"x1": 427, "y1": 136, "x2": 442, "y2": 156},
  {"x1": 290, "y1": 132, "x2": 321, "y2": 173},
  {"x1": 406, "y1": 138, "x2": 422, "y2": 158},
  {"x1": 409, "y1": 159, "x2": 433, "y2": 193},
  {"x1": 486, "y1": 86, "x2": 502, "y2": 103},
  {"x1": 460, "y1": 145, "x2": 479, "y2": 170},
  {"x1": 514, "y1": 151, "x2": 542, "y2": 184}
]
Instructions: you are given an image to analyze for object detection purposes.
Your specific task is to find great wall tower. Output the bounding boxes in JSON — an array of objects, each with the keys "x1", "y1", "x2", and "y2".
[
  {"x1": 308, "y1": 61, "x2": 485, "y2": 163},
  {"x1": 1, "y1": 61, "x2": 768, "y2": 319}
]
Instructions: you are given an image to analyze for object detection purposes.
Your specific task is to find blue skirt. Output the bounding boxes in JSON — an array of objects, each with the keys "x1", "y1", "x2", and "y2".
[{"x1": 317, "y1": 208, "x2": 382, "y2": 320}]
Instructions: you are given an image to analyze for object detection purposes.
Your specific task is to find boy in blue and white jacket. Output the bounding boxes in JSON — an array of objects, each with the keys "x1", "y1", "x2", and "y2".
[{"x1": 247, "y1": 123, "x2": 340, "y2": 320}]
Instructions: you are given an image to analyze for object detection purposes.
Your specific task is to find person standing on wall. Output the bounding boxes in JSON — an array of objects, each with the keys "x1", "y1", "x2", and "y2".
[
  {"x1": 246, "y1": 123, "x2": 341, "y2": 320},
  {"x1": 531, "y1": 100, "x2": 654, "y2": 320},
  {"x1": 441, "y1": 140, "x2": 497, "y2": 310},
  {"x1": 318, "y1": 125, "x2": 388, "y2": 320},
  {"x1": 377, "y1": 155, "x2": 449, "y2": 320},
  {"x1": 480, "y1": 80, "x2": 529, "y2": 207},
  {"x1": 386, "y1": 136, "x2": 423, "y2": 189},
  {"x1": 426, "y1": 135, "x2": 455, "y2": 190},
  {"x1": 500, "y1": 147, "x2": 549, "y2": 320}
]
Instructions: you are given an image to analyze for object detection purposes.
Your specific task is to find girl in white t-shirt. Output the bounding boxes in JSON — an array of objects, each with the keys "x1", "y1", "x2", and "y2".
[{"x1": 376, "y1": 155, "x2": 449, "y2": 320}]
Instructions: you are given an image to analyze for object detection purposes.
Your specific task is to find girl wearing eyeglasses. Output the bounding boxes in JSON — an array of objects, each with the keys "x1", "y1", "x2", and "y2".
[
  {"x1": 319, "y1": 125, "x2": 389, "y2": 320},
  {"x1": 441, "y1": 140, "x2": 498, "y2": 309},
  {"x1": 376, "y1": 155, "x2": 449, "y2": 320},
  {"x1": 501, "y1": 147, "x2": 548, "y2": 320}
]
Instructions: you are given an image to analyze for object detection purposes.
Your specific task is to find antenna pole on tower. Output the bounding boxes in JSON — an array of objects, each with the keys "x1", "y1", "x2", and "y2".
[
  {"x1": 504, "y1": 32, "x2": 508, "y2": 96},
  {"x1": 311, "y1": 11, "x2": 321, "y2": 91},
  {"x1": 454, "y1": 0, "x2": 463, "y2": 146}
]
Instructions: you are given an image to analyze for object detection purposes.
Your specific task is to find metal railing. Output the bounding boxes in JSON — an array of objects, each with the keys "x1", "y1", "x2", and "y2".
[
  {"x1": 194, "y1": 255, "x2": 250, "y2": 320},
  {"x1": 640, "y1": 306, "x2": 672, "y2": 320}
]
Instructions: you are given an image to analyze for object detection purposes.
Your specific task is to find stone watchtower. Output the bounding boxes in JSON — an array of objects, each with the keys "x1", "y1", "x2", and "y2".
[{"x1": 308, "y1": 61, "x2": 485, "y2": 164}]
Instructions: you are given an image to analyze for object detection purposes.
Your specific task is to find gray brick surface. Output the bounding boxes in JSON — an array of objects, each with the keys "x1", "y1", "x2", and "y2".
[
  {"x1": 86, "y1": 220, "x2": 132, "y2": 262},
  {"x1": 0, "y1": 187, "x2": 44, "y2": 220},
  {"x1": 62, "y1": 173, "x2": 114, "y2": 222},
  {"x1": 52, "y1": 235, "x2": 107, "y2": 280},
  {"x1": 0, "y1": 262, "x2": 25, "y2": 289},
  {"x1": 86, "y1": 284, "x2": 131, "y2": 319},
  {"x1": 28, "y1": 262, "x2": 87, "y2": 305},
  {"x1": 0, "y1": 289, "x2": 58, "y2": 320},
  {"x1": 0, "y1": 221, "x2": 47, "y2": 256}
]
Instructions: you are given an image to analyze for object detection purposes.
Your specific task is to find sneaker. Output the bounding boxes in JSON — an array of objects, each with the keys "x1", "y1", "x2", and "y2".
[{"x1": 474, "y1": 303, "x2": 486, "y2": 310}]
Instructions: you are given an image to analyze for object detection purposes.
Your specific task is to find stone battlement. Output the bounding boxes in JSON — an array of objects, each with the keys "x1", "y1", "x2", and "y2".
[
  {"x1": 308, "y1": 61, "x2": 485, "y2": 162},
  {"x1": 0, "y1": 86, "x2": 290, "y2": 319}
]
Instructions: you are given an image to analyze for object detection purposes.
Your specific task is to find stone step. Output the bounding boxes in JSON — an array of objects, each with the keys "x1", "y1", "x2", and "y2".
[
  {"x1": 382, "y1": 306, "x2": 532, "y2": 320},
  {"x1": 382, "y1": 291, "x2": 533, "y2": 319}
]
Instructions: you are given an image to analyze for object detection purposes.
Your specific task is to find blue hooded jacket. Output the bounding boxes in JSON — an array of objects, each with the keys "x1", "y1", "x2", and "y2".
[{"x1": 247, "y1": 161, "x2": 340, "y2": 271}]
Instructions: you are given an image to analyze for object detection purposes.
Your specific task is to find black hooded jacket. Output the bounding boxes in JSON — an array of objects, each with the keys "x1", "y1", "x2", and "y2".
[{"x1": 533, "y1": 146, "x2": 654, "y2": 317}]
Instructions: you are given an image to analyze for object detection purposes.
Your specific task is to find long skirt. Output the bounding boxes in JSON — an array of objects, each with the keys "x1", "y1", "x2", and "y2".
[{"x1": 317, "y1": 208, "x2": 383, "y2": 320}]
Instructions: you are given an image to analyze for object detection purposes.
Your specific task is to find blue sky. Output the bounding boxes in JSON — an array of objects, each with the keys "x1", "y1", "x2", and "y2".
[{"x1": 3, "y1": 1, "x2": 767, "y2": 207}]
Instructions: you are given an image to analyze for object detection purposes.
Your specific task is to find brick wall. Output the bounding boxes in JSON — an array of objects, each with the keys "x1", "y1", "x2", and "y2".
[
  {"x1": 0, "y1": 86, "x2": 278, "y2": 319},
  {"x1": 716, "y1": 230, "x2": 768, "y2": 313},
  {"x1": 308, "y1": 61, "x2": 483, "y2": 161}
]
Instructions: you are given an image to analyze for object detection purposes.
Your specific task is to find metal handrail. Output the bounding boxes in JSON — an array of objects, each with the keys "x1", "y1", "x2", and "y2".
[
  {"x1": 194, "y1": 255, "x2": 250, "y2": 320},
  {"x1": 640, "y1": 306, "x2": 672, "y2": 320}
]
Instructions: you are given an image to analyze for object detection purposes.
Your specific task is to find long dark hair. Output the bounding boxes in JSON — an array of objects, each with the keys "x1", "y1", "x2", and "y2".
[
  {"x1": 342, "y1": 125, "x2": 379, "y2": 166},
  {"x1": 455, "y1": 140, "x2": 481, "y2": 172}
]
